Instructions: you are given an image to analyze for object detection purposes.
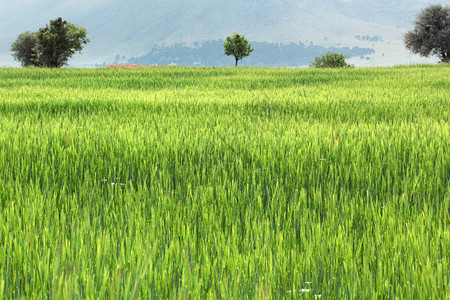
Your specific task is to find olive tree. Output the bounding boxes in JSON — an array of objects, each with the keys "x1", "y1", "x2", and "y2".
[{"x1": 404, "y1": 5, "x2": 450, "y2": 63}]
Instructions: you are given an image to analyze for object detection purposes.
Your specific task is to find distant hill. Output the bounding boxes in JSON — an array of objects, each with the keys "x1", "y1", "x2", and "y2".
[
  {"x1": 0, "y1": 0, "x2": 442, "y2": 67},
  {"x1": 118, "y1": 40, "x2": 374, "y2": 67}
]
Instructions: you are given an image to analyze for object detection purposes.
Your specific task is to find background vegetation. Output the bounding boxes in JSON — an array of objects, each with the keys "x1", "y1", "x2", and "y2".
[
  {"x1": 120, "y1": 40, "x2": 374, "y2": 67},
  {"x1": 0, "y1": 65, "x2": 448, "y2": 298}
]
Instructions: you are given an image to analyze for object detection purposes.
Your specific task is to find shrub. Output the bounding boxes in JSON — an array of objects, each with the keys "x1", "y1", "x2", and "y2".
[{"x1": 310, "y1": 52, "x2": 353, "y2": 68}]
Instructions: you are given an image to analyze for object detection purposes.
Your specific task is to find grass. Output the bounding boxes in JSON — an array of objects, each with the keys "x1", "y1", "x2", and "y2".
[{"x1": 0, "y1": 65, "x2": 449, "y2": 298}]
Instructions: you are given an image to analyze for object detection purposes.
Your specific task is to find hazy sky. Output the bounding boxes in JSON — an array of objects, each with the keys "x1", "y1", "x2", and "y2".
[{"x1": 1, "y1": 0, "x2": 447, "y2": 66}]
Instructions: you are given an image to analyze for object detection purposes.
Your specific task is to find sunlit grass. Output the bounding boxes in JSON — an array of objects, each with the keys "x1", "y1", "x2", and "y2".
[{"x1": 0, "y1": 65, "x2": 448, "y2": 298}]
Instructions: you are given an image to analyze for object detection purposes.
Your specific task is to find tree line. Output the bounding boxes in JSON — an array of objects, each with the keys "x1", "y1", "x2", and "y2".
[{"x1": 10, "y1": 5, "x2": 450, "y2": 68}]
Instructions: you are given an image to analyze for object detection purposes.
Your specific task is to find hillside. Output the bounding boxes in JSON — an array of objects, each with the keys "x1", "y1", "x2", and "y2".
[{"x1": 0, "y1": 0, "x2": 442, "y2": 66}]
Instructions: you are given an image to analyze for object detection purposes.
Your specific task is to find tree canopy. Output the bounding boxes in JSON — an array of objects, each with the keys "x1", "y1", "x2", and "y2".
[
  {"x1": 224, "y1": 33, "x2": 254, "y2": 66},
  {"x1": 10, "y1": 31, "x2": 39, "y2": 67},
  {"x1": 404, "y1": 5, "x2": 450, "y2": 63}
]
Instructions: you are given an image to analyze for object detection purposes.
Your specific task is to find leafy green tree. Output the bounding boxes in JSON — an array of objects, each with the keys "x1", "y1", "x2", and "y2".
[
  {"x1": 10, "y1": 31, "x2": 39, "y2": 67},
  {"x1": 404, "y1": 5, "x2": 450, "y2": 63},
  {"x1": 224, "y1": 33, "x2": 254, "y2": 66},
  {"x1": 310, "y1": 52, "x2": 352, "y2": 68},
  {"x1": 34, "y1": 18, "x2": 90, "y2": 68},
  {"x1": 11, "y1": 18, "x2": 89, "y2": 68}
]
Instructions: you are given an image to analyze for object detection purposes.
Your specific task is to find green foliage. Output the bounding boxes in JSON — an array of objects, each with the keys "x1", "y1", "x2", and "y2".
[
  {"x1": 35, "y1": 18, "x2": 90, "y2": 68},
  {"x1": 0, "y1": 65, "x2": 448, "y2": 298},
  {"x1": 404, "y1": 5, "x2": 450, "y2": 63},
  {"x1": 310, "y1": 52, "x2": 352, "y2": 68},
  {"x1": 223, "y1": 33, "x2": 254, "y2": 66},
  {"x1": 10, "y1": 18, "x2": 89, "y2": 68},
  {"x1": 10, "y1": 31, "x2": 39, "y2": 67}
]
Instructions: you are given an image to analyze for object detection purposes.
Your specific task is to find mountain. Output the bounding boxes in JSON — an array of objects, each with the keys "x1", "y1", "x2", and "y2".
[{"x1": 0, "y1": 0, "x2": 444, "y2": 67}]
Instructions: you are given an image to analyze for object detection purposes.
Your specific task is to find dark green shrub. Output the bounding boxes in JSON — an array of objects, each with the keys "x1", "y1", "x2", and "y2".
[{"x1": 310, "y1": 52, "x2": 353, "y2": 68}]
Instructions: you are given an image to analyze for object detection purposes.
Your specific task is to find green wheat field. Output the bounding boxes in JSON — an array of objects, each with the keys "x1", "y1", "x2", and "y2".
[{"x1": 0, "y1": 65, "x2": 449, "y2": 298}]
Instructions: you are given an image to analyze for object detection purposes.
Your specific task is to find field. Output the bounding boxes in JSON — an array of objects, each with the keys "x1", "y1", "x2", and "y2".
[{"x1": 0, "y1": 65, "x2": 448, "y2": 298}]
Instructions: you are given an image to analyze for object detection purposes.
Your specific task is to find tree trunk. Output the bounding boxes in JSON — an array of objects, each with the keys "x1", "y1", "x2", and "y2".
[
  {"x1": 441, "y1": 51, "x2": 449, "y2": 62},
  {"x1": 235, "y1": 57, "x2": 238, "y2": 67}
]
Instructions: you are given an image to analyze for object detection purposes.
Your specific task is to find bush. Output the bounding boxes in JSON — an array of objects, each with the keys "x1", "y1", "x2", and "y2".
[{"x1": 310, "y1": 52, "x2": 353, "y2": 68}]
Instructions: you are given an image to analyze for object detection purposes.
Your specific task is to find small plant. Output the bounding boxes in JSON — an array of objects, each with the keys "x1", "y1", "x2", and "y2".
[{"x1": 310, "y1": 52, "x2": 353, "y2": 68}]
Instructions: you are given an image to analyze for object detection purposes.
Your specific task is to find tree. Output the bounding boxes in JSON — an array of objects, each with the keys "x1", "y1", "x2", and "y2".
[
  {"x1": 35, "y1": 18, "x2": 89, "y2": 68},
  {"x1": 310, "y1": 52, "x2": 352, "y2": 68},
  {"x1": 10, "y1": 31, "x2": 39, "y2": 67},
  {"x1": 224, "y1": 33, "x2": 254, "y2": 66},
  {"x1": 11, "y1": 18, "x2": 89, "y2": 68},
  {"x1": 404, "y1": 5, "x2": 450, "y2": 63}
]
